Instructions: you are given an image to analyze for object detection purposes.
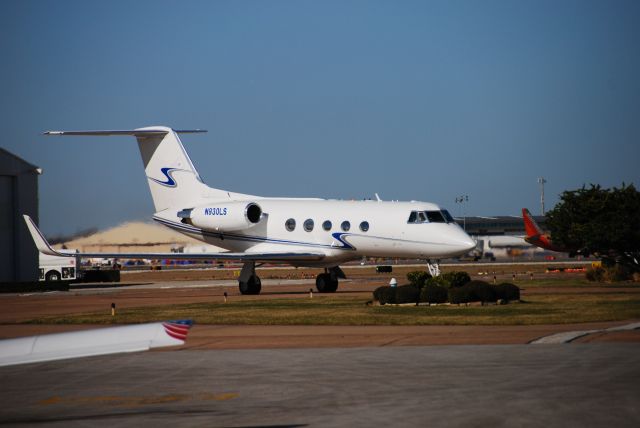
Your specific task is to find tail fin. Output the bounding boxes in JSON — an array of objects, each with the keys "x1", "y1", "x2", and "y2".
[
  {"x1": 522, "y1": 208, "x2": 544, "y2": 237},
  {"x1": 23, "y1": 214, "x2": 61, "y2": 256},
  {"x1": 134, "y1": 126, "x2": 215, "y2": 211},
  {"x1": 44, "y1": 126, "x2": 232, "y2": 212}
]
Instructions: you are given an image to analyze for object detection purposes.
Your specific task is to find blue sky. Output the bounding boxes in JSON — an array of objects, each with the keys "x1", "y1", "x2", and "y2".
[{"x1": 2, "y1": 0, "x2": 639, "y2": 236}]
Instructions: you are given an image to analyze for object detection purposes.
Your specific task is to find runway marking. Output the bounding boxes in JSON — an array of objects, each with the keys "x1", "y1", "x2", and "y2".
[
  {"x1": 530, "y1": 322, "x2": 640, "y2": 344},
  {"x1": 37, "y1": 392, "x2": 239, "y2": 407}
]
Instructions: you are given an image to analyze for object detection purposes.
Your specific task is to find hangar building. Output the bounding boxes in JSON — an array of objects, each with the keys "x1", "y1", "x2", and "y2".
[
  {"x1": 456, "y1": 215, "x2": 546, "y2": 236},
  {"x1": 0, "y1": 148, "x2": 40, "y2": 282}
]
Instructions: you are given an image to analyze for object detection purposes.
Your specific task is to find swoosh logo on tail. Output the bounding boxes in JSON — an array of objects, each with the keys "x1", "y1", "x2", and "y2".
[{"x1": 148, "y1": 167, "x2": 188, "y2": 187}]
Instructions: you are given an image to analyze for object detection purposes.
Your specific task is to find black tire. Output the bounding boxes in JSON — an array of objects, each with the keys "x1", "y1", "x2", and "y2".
[
  {"x1": 239, "y1": 275, "x2": 262, "y2": 295},
  {"x1": 316, "y1": 273, "x2": 338, "y2": 293},
  {"x1": 45, "y1": 270, "x2": 61, "y2": 282}
]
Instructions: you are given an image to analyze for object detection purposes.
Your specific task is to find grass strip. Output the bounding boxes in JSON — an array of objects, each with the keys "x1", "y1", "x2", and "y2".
[{"x1": 23, "y1": 294, "x2": 640, "y2": 326}]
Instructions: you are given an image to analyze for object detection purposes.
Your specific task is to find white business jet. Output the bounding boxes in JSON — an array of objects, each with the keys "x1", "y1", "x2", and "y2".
[{"x1": 24, "y1": 126, "x2": 476, "y2": 294}]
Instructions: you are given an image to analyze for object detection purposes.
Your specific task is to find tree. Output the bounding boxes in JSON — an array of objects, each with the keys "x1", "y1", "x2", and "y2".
[{"x1": 545, "y1": 184, "x2": 640, "y2": 266}]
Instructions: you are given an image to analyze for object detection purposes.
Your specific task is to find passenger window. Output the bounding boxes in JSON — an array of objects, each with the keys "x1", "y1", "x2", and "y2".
[
  {"x1": 408, "y1": 211, "x2": 417, "y2": 223},
  {"x1": 426, "y1": 211, "x2": 446, "y2": 223},
  {"x1": 341, "y1": 221, "x2": 351, "y2": 232},
  {"x1": 304, "y1": 219, "x2": 314, "y2": 232},
  {"x1": 360, "y1": 221, "x2": 369, "y2": 232},
  {"x1": 285, "y1": 218, "x2": 296, "y2": 231},
  {"x1": 322, "y1": 220, "x2": 332, "y2": 231}
]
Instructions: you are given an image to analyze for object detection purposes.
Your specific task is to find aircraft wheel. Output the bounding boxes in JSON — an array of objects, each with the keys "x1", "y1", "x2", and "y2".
[
  {"x1": 316, "y1": 273, "x2": 338, "y2": 293},
  {"x1": 46, "y1": 270, "x2": 61, "y2": 282},
  {"x1": 239, "y1": 274, "x2": 262, "y2": 295}
]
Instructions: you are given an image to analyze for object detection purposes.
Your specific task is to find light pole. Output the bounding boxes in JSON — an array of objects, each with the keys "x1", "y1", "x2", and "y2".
[
  {"x1": 455, "y1": 195, "x2": 469, "y2": 230},
  {"x1": 537, "y1": 177, "x2": 547, "y2": 215}
]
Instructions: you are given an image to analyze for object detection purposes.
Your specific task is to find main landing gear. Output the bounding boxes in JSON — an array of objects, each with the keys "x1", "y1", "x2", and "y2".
[
  {"x1": 315, "y1": 266, "x2": 346, "y2": 293},
  {"x1": 237, "y1": 263, "x2": 347, "y2": 295},
  {"x1": 238, "y1": 262, "x2": 262, "y2": 295}
]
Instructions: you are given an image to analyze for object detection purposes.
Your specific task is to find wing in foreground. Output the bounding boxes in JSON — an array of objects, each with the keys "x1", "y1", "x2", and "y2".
[
  {"x1": 22, "y1": 215, "x2": 325, "y2": 263},
  {"x1": 0, "y1": 320, "x2": 193, "y2": 367}
]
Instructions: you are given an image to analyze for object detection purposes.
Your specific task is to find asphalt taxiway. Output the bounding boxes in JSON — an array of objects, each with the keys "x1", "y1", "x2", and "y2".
[{"x1": 1, "y1": 344, "x2": 639, "y2": 427}]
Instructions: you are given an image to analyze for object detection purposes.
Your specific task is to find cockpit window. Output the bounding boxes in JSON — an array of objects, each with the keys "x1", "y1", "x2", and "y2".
[
  {"x1": 426, "y1": 211, "x2": 446, "y2": 223},
  {"x1": 442, "y1": 210, "x2": 455, "y2": 223},
  {"x1": 408, "y1": 210, "x2": 451, "y2": 224}
]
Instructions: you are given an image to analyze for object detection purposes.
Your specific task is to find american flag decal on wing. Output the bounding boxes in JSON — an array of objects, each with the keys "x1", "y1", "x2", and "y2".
[{"x1": 162, "y1": 320, "x2": 194, "y2": 341}]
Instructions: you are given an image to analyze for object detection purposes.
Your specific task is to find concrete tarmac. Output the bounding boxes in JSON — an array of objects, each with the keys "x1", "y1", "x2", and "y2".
[{"x1": 1, "y1": 344, "x2": 639, "y2": 427}]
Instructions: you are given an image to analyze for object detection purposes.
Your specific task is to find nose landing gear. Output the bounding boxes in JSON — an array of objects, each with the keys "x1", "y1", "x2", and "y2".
[{"x1": 426, "y1": 260, "x2": 441, "y2": 277}]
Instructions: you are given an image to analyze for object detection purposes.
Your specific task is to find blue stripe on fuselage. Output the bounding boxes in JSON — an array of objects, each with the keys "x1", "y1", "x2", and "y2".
[{"x1": 152, "y1": 217, "x2": 356, "y2": 251}]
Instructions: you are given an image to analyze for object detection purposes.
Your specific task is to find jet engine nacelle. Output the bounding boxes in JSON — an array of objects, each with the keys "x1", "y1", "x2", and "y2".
[{"x1": 178, "y1": 202, "x2": 262, "y2": 232}]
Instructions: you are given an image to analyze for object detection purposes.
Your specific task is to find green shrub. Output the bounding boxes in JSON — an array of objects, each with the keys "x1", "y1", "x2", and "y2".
[
  {"x1": 604, "y1": 264, "x2": 633, "y2": 282},
  {"x1": 424, "y1": 275, "x2": 448, "y2": 288},
  {"x1": 420, "y1": 285, "x2": 448, "y2": 304},
  {"x1": 585, "y1": 266, "x2": 605, "y2": 282},
  {"x1": 440, "y1": 271, "x2": 471, "y2": 288},
  {"x1": 466, "y1": 280, "x2": 497, "y2": 303},
  {"x1": 448, "y1": 286, "x2": 472, "y2": 304},
  {"x1": 395, "y1": 285, "x2": 420, "y2": 304},
  {"x1": 587, "y1": 264, "x2": 634, "y2": 282},
  {"x1": 373, "y1": 286, "x2": 386, "y2": 302},
  {"x1": 373, "y1": 286, "x2": 398, "y2": 305},
  {"x1": 407, "y1": 271, "x2": 431, "y2": 287},
  {"x1": 494, "y1": 283, "x2": 520, "y2": 301}
]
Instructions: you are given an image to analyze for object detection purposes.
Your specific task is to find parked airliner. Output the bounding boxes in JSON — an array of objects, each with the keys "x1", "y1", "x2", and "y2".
[{"x1": 25, "y1": 126, "x2": 476, "y2": 294}]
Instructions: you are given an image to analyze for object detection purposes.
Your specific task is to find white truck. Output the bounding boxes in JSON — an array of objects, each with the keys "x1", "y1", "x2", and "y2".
[{"x1": 39, "y1": 250, "x2": 79, "y2": 282}]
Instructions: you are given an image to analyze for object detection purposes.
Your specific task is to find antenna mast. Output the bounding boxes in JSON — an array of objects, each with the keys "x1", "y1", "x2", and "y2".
[{"x1": 537, "y1": 177, "x2": 547, "y2": 215}]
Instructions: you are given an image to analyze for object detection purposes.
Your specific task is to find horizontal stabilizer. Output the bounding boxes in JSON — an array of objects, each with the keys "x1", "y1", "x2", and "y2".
[
  {"x1": 44, "y1": 129, "x2": 206, "y2": 136},
  {"x1": 0, "y1": 320, "x2": 193, "y2": 367}
]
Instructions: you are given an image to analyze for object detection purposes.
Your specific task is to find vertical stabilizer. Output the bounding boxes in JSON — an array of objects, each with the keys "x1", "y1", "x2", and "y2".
[
  {"x1": 522, "y1": 208, "x2": 544, "y2": 237},
  {"x1": 135, "y1": 126, "x2": 213, "y2": 211}
]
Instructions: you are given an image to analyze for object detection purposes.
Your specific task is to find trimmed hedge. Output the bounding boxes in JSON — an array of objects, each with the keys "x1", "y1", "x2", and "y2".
[
  {"x1": 373, "y1": 285, "x2": 420, "y2": 304},
  {"x1": 425, "y1": 275, "x2": 449, "y2": 288},
  {"x1": 494, "y1": 283, "x2": 521, "y2": 301},
  {"x1": 374, "y1": 280, "x2": 520, "y2": 305},
  {"x1": 420, "y1": 285, "x2": 448, "y2": 304},
  {"x1": 395, "y1": 285, "x2": 420, "y2": 304},
  {"x1": 440, "y1": 271, "x2": 471, "y2": 288},
  {"x1": 407, "y1": 271, "x2": 431, "y2": 287},
  {"x1": 448, "y1": 286, "x2": 473, "y2": 304},
  {"x1": 448, "y1": 281, "x2": 499, "y2": 304},
  {"x1": 466, "y1": 280, "x2": 497, "y2": 303},
  {"x1": 373, "y1": 286, "x2": 386, "y2": 302},
  {"x1": 373, "y1": 286, "x2": 398, "y2": 305},
  {"x1": 422, "y1": 271, "x2": 471, "y2": 289}
]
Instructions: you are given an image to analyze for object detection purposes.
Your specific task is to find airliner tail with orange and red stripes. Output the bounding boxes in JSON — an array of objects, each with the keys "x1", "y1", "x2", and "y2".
[{"x1": 522, "y1": 208, "x2": 566, "y2": 252}]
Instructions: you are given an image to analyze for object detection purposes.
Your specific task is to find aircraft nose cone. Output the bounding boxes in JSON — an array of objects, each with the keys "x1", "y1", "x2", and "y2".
[
  {"x1": 462, "y1": 236, "x2": 476, "y2": 252},
  {"x1": 450, "y1": 229, "x2": 477, "y2": 255}
]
